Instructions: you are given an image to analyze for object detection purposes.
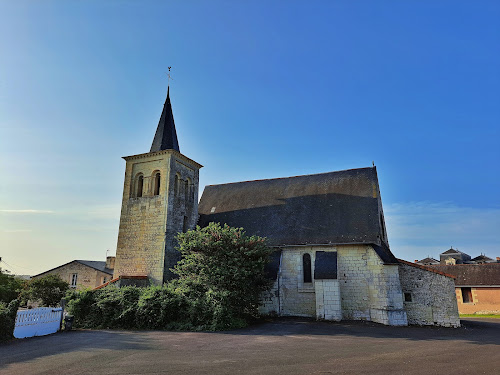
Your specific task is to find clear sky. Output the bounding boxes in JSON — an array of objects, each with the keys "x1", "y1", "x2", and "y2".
[{"x1": 1, "y1": 1, "x2": 499, "y2": 275}]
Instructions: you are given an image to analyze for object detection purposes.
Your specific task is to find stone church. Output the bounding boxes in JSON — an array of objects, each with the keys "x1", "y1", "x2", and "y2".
[{"x1": 113, "y1": 88, "x2": 460, "y2": 327}]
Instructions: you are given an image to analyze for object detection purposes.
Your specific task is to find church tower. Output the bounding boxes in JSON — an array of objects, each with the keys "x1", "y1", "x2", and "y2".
[{"x1": 113, "y1": 87, "x2": 202, "y2": 284}]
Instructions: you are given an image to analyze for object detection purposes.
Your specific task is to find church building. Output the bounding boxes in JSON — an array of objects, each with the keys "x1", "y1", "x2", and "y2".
[{"x1": 113, "y1": 87, "x2": 460, "y2": 327}]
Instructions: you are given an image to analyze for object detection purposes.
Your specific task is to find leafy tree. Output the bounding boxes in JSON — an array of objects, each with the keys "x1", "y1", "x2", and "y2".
[
  {"x1": 173, "y1": 222, "x2": 273, "y2": 329},
  {"x1": 0, "y1": 268, "x2": 24, "y2": 304},
  {"x1": 20, "y1": 274, "x2": 69, "y2": 307}
]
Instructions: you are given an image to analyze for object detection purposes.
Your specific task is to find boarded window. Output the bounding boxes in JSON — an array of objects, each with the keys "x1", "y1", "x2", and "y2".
[
  {"x1": 303, "y1": 253, "x2": 312, "y2": 283},
  {"x1": 462, "y1": 287, "x2": 473, "y2": 303},
  {"x1": 314, "y1": 251, "x2": 338, "y2": 279}
]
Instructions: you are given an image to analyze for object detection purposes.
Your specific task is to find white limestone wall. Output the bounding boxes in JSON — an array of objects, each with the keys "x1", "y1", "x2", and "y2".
[
  {"x1": 337, "y1": 245, "x2": 407, "y2": 326},
  {"x1": 315, "y1": 279, "x2": 342, "y2": 320},
  {"x1": 259, "y1": 244, "x2": 409, "y2": 326},
  {"x1": 279, "y1": 248, "x2": 316, "y2": 317}
]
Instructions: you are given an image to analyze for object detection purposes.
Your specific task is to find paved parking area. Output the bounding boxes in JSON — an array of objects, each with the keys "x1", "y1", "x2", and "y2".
[{"x1": 1, "y1": 318, "x2": 499, "y2": 375}]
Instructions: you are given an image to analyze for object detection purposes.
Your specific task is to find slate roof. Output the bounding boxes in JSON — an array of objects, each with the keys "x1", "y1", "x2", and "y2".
[
  {"x1": 441, "y1": 248, "x2": 463, "y2": 255},
  {"x1": 76, "y1": 260, "x2": 114, "y2": 275},
  {"x1": 198, "y1": 167, "x2": 397, "y2": 263},
  {"x1": 471, "y1": 254, "x2": 494, "y2": 262},
  {"x1": 32, "y1": 260, "x2": 113, "y2": 278},
  {"x1": 150, "y1": 86, "x2": 180, "y2": 152},
  {"x1": 417, "y1": 257, "x2": 440, "y2": 264},
  {"x1": 428, "y1": 264, "x2": 500, "y2": 286}
]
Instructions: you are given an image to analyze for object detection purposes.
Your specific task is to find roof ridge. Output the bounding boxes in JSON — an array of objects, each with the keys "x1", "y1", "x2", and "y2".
[{"x1": 205, "y1": 166, "x2": 376, "y2": 188}]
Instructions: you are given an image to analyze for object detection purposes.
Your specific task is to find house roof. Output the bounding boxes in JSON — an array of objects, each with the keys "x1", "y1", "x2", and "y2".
[
  {"x1": 471, "y1": 254, "x2": 494, "y2": 262},
  {"x1": 417, "y1": 257, "x2": 440, "y2": 264},
  {"x1": 32, "y1": 260, "x2": 113, "y2": 278},
  {"x1": 198, "y1": 167, "x2": 396, "y2": 263},
  {"x1": 150, "y1": 86, "x2": 180, "y2": 153},
  {"x1": 441, "y1": 248, "x2": 464, "y2": 255},
  {"x1": 428, "y1": 263, "x2": 500, "y2": 286}
]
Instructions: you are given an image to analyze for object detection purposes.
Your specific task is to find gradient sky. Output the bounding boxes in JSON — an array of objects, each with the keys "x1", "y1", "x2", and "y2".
[{"x1": 1, "y1": 1, "x2": 499, "y2": 275}]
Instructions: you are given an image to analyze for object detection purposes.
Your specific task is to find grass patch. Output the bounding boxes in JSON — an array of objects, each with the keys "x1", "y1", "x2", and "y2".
[{"x1": 460, "y1": 314, "x2": 500, "y2": 319}]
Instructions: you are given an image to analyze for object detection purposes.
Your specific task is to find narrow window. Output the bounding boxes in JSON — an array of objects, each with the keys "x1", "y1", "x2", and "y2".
[
  {"x1": 404, "y1": 292, "x2": 412, "y2": 302},
  {"x1": 183, "y1": 216, "x2": 189, "y2": 233},
  {"x1": 154, "y1": 172, "x2": 161, "y2": 195},
  {"x1": 303, "y1": 253, "x2": 312, "y2": 283},
  {"x1": 71, "y1": 273, "x2": 78, "y2": 288},
  {"x1": 184, "y1": 180, "x2": 189, "y2": 200},
  {"x1": 137, "y1": 175, "x2": 144, "y2": 197},
  {"x1": 103, "y1": 277, "x2": 107, "y2": 284},
  {"x1": 462, "y1": 287, "x2": 473, "y2": 303}
]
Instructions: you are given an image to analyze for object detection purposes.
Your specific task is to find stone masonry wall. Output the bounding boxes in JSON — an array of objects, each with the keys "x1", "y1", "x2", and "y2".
[
  {"x1": 338, "y1": 245, "x2": 407, "y2": 326},
  {"x1": 114, "y1": 152, "x2": 171, "y2": 285},
  {"x1": 114, "y1": 150, "x2": 201, "y2": 285},
  {"x1": 278, "y1": 248, "x2": 316, "y2": 317},
  {"x1": 259, "y1": 245, "x2": 408, "y2": 326},
  {"x1": 398, "y1": 263, "x2": 460, "y2": 327}
]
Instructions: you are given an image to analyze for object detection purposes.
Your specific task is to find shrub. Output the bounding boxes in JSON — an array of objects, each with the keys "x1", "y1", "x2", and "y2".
[
  {"x1": 66, "y1": 224, "x2": 272, "y2": 331},
  {"x1": 20, "y1": 274, "x2": 69, "y2": 307},
  {"x1": 0, "y1": 269, "x2": 24, "y2": 304},
  {"x1": 0, "y1": 299, "x2": 20, "y2": 342},
  {"x1": 173, "y1": 222, "x2": 273, "y2": 329}
]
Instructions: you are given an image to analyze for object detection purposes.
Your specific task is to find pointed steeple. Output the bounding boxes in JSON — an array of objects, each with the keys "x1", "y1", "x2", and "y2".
[{"x1": 150, "y1": 86, "x2": 180, "y2": 152}]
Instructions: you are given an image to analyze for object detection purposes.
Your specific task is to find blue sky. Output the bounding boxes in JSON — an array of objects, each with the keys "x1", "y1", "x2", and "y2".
[{"x1": 1, "y1": 1, "x2": 499, "y2": 275}]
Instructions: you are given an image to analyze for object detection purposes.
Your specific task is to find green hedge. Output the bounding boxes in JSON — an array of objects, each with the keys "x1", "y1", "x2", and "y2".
[
  {"x1": 0, "y1": 299, "x2": 20, "y2": 342},
  {"x1": 66, "y1": 223, "x2": 272, "y2": 331}
]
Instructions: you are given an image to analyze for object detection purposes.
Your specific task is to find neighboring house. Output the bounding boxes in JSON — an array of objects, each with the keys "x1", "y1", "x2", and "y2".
[
  {"x1": 440, "y1": 248, "x2": 472, "y2": 265},
  {"x1": 429, "y1": 263, "x2": 500, "y2": 315},
  {"x1": 32, "y1": 257, "x2": 115, "y2": 290},
  {"x1": 112, "y1": 86, "x2": 460, "y2": 327},
  {"x1": 415, "y1": 257, "x2": 440, "y2": 266},
  {"x1": 471, "y1": 254, "x2": 496, "y2": 264}
]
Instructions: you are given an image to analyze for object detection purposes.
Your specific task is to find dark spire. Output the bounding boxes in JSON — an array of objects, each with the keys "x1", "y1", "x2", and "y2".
[{"x1": 150, "y1": 86, "x2": 180, "y2": 152}]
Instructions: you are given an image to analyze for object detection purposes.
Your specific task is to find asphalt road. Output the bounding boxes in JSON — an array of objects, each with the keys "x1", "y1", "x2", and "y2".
[{"x1": 1, "y1": 318, "x2": 499, "y2": 375}]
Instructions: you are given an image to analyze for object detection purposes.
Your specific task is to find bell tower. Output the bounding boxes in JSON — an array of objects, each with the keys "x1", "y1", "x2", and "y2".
[{"x1": 113, "y1": 87, "x2": 202, "y2": 284}]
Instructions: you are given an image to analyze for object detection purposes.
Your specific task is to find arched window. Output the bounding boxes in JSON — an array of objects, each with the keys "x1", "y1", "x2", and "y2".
[
  {"x1": 153, "y1": 172, "x2": 161, "y2": 196},
  {"x1": 303, "y1": 253, "x2": 312, "y2": 283},
  {"x1": 174, "y1": 174, "x2": 179, "y2": 196},
  {"x1": 136, "y1": 175, "x2": 144, "y2": 198}
]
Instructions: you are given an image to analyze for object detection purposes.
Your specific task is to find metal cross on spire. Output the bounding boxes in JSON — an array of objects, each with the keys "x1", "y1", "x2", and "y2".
[{"x1": 166, "y1": 66, "x2": 173, "y2": 87}]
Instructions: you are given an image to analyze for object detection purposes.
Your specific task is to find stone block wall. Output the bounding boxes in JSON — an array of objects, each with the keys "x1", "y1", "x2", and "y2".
[
  {"x1": 258, "y1": 244, "x2": 408, "y2": 326},
  {"x1": 278, "y1": 248, "x2": 316, "y2": 317},
  {"x1": 114, "y1": 150, "x2": 201, "y2": 285},
  {"x1": 338, "y1": 245, "x2": 407, "y2": 326},
  {"x1": 315, "y1": 279, "x2": 341, "y2": 320},
  {"x1": 398, "y1": 262, "x2": 460, "y2": 327}
]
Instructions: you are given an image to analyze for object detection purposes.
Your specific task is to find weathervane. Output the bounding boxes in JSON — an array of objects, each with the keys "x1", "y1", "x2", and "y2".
[{"x1": 166, "y1": 66, "x2": 173, "y2": 87}]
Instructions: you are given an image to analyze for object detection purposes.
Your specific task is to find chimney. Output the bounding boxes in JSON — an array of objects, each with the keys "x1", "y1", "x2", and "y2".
[{"x1": 106, "y1": 256, "x2": 116, "y2": 270}]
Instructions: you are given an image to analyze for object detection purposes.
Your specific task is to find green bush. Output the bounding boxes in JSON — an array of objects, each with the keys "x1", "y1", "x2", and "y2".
[
  {"x1": 0, "y1": 299, "x2": 20, "y2": 342},
  {"x1": 20, "y1": 274, "x2": 69, "y2": 307},
  {"x1": 66, "y1": 223, "x2": 273, "y2": 331},
  {"x1": 0, "y1": 269, "x2": 23, "y2": 304}
]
